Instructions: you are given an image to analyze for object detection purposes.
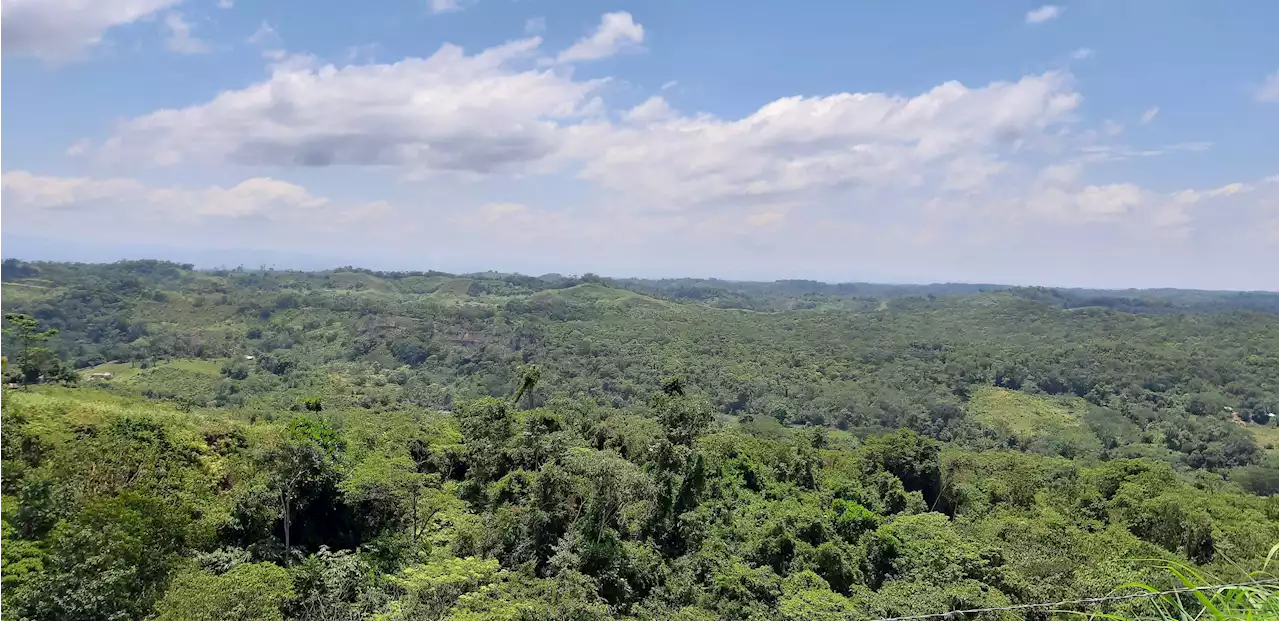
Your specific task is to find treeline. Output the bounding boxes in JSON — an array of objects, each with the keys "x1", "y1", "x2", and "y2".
[{"x1": 2, "y1": 260, "x2": 1276, "y2": 479}]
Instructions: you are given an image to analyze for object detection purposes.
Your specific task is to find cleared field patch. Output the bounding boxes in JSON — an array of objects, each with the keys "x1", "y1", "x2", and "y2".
[
  {"x1": 83, "y1": 358, "x2": 226, "y2": 383},
  {"x1": 531, "y1": 284, "x2": 679, "y2": 314},
  {"x1": 2, "y1": 281, "x2": 57, "y2": 302},
  {"x1": 163, "y1": 358, "x2": 225, "y2": 375},
  {"x1": 82, "y1": 361, "x2": 143, "y2": 381},
  {"x1": 968, "y1": 386, "x2": 1081, "y2": 439},
  {"x1": 430, "y1": 278, "x2": 475, "y2": 298},
  {"x1": 1246, "y1": 423, "x2": 1278, "y2": 450}
]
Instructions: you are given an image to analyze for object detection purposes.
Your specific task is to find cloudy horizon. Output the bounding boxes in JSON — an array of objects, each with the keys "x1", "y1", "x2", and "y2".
[{"x1": 3, "y1": 1, "x2": 1277, "y2": 290}]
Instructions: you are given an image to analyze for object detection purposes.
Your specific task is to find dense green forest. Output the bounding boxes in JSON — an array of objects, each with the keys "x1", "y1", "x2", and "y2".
[{"x1": 1, "y1": 259, "x2": 1277, "y2": 620}]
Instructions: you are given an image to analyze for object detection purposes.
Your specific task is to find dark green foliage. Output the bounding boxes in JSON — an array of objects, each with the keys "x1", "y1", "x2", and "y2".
[
  {"x1": 2, "y1": 313, "x2": 73, "y2": 385},
  {"x1": 0, "y1": 260, "x2": 1276, "y2": 620},
  {"x1": 11, "y1": 493, "x2": 190, "y2": 621}
]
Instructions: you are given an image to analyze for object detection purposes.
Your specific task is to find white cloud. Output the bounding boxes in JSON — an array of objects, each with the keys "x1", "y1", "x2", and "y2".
[
  {"x1": 745, "y1": 212, "x2": 785, "y2": 227},
  {"x1": 570, "y1": 71, "x2": 1082, "y2": 207},
  {"x1": 1256, "y1": 73, "x2": 1278, "y2": 103},
  {"x1": 1025, "y1": 5, "x2": 1062, "y2": 24},
  {"x1": 64, "y1": 139, "x2": 91, "y2": 157},
  {"x1": 556, "y1": 12, "x2": 644, "y2": 63},
  {"x1": 661, "y1": 80, "x2": 678, "y2": 91},
  {"x1": 216, "y1": 0, "x2": 233, "y2": 8},
  {"x1": 85, "y1": 18, "x2": 1273, "y2": 288},
  {"x1": 479, "y1": 202, "x2": 528, "y2": 222},
  {"x1": 1140, "y1": 106, "x2": 1159, "y2": 124},
  {"x1": 2, "y1": 171, "x2": 148, "y2": 208},
  {"x1": 101, "y1": 36, "x2": 608, "y2": 172},
  {"x1": 7, "y1": 170, "x2": 1274, "y2": 290},
  {"x1": 428, "y1": 0, "x2": 466, "y2": 14},
  {"x1": 1102, "y1": 119, "x2": 1125, "y2": 136},
  {"x1": 99, "y1": 40, "x2": 1091, "y2": 212},
  {"x1": 247, "y1": 21, "x2": 278, "y2": 46},
  {"x1": 1069, "y1": 47, "x2": 1094, "y2": 60},
  {"x1": 943, "y1": 154, "x2": 1007, "y2": 192},
  {"x1": 1, "y1": 171, "x2": 328, "y2": 218},
  {"x1": 164, "y1": 12, "x2": 208, "y2": 54},
  {"x1": 1076, "y1": 140, "x2": 1211, "y2": 164},
  {"x1": 1, "y1": 0, "x2": 181, "y2": 60},
  {"x1": 622, "y1": 96, "x2": 675, "y2": 124},
  {"x1": 1031, "y1": 182, "x2": 1147, "y2": 223},
  {"x1": 524, "y1": 17, "x2": 546, "y2": 34}
]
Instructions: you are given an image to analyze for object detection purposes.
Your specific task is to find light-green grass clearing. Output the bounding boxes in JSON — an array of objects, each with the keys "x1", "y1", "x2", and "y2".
[
  {"x1": 163, "y1": 358, "x2": 225, "y2": 375},
  {"x1": 1246, "y1": 423, "x2": 1277, "y2": 451},
  {"x1": 1, "y1": 281, "x2": 56, "y2": 302},
  {"x1": 84, "y1": 357, "x2": 226, "y2": 382},
  {"x1": 83, "y1": 361, "x2": 143, "y2": 381},
  {"x1": 968, "y1": 386, "x2": 1081, "y2": 439}
]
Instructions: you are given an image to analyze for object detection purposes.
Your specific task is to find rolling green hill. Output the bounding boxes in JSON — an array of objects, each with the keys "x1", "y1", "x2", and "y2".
[{"x1": 1, "y1": 258, "x2": 1276, "y2": 620}]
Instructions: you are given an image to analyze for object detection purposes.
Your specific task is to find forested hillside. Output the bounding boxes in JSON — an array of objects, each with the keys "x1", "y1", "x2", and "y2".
[{"x1": 1, "y1": 259, "x2": 1277, "y2": 620}]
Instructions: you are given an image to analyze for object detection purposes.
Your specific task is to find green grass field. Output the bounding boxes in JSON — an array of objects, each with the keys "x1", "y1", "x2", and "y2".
[
  {"x1": 162, "y1": 358, "x2": 225, "y2": 375},
  {"x1": 84, "y1": 357, "x2": 226, "y2": 382},
  {"x1": 1, "y1": 281, "x2": 56, "y2": 303},
  {"x1": 968, "y1": 386, "x2": 1081, "y2": 439},
  {"x1": 1244, "y1": 419, "x2": 1280, "y2": 450},
  {"x1": 82, "y1": 361, "x2": 143, "y2": 381}
]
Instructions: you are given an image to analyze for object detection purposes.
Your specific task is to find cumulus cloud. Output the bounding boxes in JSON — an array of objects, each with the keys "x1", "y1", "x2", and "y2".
[
  {"x1": 1, "y1": 0, "x2": 181, "y2": 60},
  {"x1": 1256, "y1": 73, "x2": 1278, "y2": 103},
  {"x1": 1030, "y1": 182, "x2": 1148, "y2": 223},
  {"x1": 2, "y1": 171, "x2": 328, "y2": 218},
  {"x1": 99, "y1": 34, "x2": 1091, "y2": 212},
  {"x1": 524, "y1": 17, "x2": 546, "y2": 34},
  {"x1": 622, "y1": 96, "x2": 675, "y2": 124},
  {"x1": 571, "y1": 71, "x2": 1081, "y2": 207},
  {"x1": 1025, "y1": 5, "x2": 1062, "y2": 24},
  {"x1": 78, "y1": 16, "x2": 1273, "y2": 288},
  {"x1": 101, "y1": 37, "x2": 608, "y2": 172},
  {"x1": 164, "y1": 12, "x2": 208, "y2": 54},
  {"x1": 1140, "y1": 106, "x2": 1159, "y2": 124},
  {"x1": 555, "y1": 12, "x2": 644, "y2": 63},
  {"x1": 1069, "y1": 47, "x2": 1094, "y2": 60}
]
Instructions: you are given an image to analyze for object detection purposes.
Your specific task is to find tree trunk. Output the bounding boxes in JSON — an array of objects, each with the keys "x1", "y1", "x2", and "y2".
[
  {"x1": 411, "y1": 487, "x2": 420, "y2": 561},
  {"x1": 282, "y1": 491, "x2": 292, "y2": 566}
]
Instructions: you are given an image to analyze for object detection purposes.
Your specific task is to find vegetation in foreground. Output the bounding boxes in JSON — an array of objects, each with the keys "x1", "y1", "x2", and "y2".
[{"x1": 1, "y1": 259, "x2": 1276, "y2": 620}]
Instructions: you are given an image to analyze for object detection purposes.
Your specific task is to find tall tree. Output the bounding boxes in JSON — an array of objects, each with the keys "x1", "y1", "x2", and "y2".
[
  {"x1": 261, "y1": 417, "x2": 343, "y2": 564},
  {"x1": 512, "y1": 364, "x2": 542, "y2": 407},
  {"x1": 2, "y1": 313, "x2": 59, "y2": 384}
]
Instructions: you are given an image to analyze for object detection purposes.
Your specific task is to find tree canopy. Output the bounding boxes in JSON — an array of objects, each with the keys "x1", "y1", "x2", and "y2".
[{"x1": 1, "y1": 259, "x2": 1275, "y2": 620}]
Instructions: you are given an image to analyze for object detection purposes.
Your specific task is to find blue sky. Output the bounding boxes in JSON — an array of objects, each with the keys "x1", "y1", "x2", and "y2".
[{"x1": 2, "y1": 0, "x2": 1277, "y2": 289}]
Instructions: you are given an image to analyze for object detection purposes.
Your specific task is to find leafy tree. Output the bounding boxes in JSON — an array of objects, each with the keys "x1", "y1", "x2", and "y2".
[
  {"x1": 653, "y1": 386, "x2": 712, "y2": 447},
  {"x1": 262, "y1": 417, "x2": 344, "y2": 564},
  {"x1": 383, "y1": 556, "x2": 503, "y2": 619},
  {"x1": 9, "y1": 493, "x2": 189, "y2": 621},
  {"x1": 511, "y1": 363, "x2": 542, "y2": 408},
  {"x1": 0, "y1": 516, "x2": 45, "y2": 599},
  {"x1": 457, "y1": 397, "x2": 517, "y2": 483},
  {"x1": 342, "y1": 450, "x2": 433, "y2": 556},
  {"x1": 2, "y1": 313, "x2": 64, "y2": 384},
  {"x1": 154, "y1": 562, "x2": 294, "y2": 621}
]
